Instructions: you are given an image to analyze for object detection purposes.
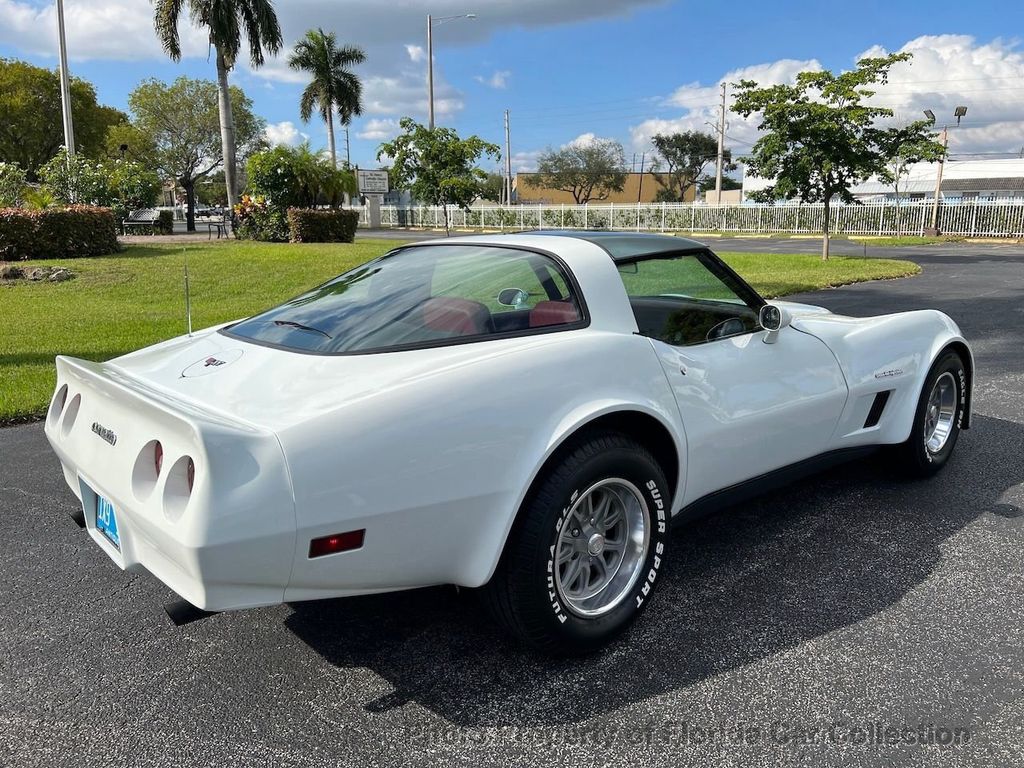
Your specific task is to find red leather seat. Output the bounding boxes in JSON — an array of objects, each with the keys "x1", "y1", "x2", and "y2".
[
  {"x1": 529, "y1": 300, "x2": 580, "y2": 328},
  {"x1": 421, "y1": 297, "x2": 492, "y2": 336}
]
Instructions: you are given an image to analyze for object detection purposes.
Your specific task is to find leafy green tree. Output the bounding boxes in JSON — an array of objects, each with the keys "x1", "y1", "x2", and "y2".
[
  {"x1": 535, "y1": 138, "x2": 626, "y2": 204},
  {"x1": 881, "y1": 120, "x2": 946, "y2": 204},
  {"x1": 650, "y1": 131, "x2": 734, "y2": 202},
  {"x1": 288, "y1": 29, "x2": 365, "y2": 168},
  {"x1": 0, "y1": 162, "x2": 27, "y2": 207},
  {"x1": 128, "y1": 76, "x2": 266, "y2": 230},
  {"x1": 479, "y1": 171, "x2": 505, "y2": 203},
  {"x1": 732, "y1": 52, "x2": 940, "y2": 259},
  {"x1": 154, "y1": 0, "x2": 283, "y2": 208},
  {"x1": 377, "y1": 118, "x2": 500, "y2": 234},
  {"x1": 197, "y1": 171, "x2": 229, "y2": 207},
  {"x1": 697, "y1": 175, "x2": 742, "y2": 193},
  {"x1": 0, "y1": 58, "x2": 127, "y2": 178},
  {"x1": 103, "y1": 123, "x2": 160, "y2": 169}
]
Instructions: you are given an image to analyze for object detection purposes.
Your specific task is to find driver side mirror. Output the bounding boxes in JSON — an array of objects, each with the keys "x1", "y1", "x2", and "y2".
[{"x1": 759, "y1": 303, "x2": 791, "y2": 344}]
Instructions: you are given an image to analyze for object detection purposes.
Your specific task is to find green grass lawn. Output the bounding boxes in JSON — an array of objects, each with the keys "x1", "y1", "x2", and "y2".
[{"x1": 0, "y1": 239, "x2": 920, "y2": 423}]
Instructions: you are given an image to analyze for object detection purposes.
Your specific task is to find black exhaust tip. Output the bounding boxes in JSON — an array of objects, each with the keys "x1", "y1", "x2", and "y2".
[
  {"x1": 164, "y1": 599, "x2": 219, "y2": 626},
  {"x1": 70, "y1": 509, "x2": 86, "y2": 528}
]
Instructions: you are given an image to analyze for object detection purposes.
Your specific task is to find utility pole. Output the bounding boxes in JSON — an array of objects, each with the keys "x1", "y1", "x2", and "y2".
[
  {"x1": 55, "y1": 0, "x2": 75, "y2": 161},
  {"x1": 426, "y1": 15, "x2": 434, "y2": 130},
  {"x1": 504, "y1": 109, "x2": 512, "y2": 205},
  {"x1": 714, "y1": 82, "x2": 726, "y2": 204},
  {"x1": 637, "y1": 152, "x2": 646, "y2": 203}
]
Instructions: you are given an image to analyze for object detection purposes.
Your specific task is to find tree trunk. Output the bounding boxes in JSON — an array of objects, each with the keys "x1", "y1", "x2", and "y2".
[
  {"x1": 215, "y1": 48, "x2": 238, "y2": 209},
  {"x1": 442, "y1": 201, "x2": 450, "y2": 235},
  {"x1": 183, "y1": 177, "x2": 196, "y2": 232},
  {"x1": 326, "y1": 107, "x2": 337, "y2": 169},
  {"x1": 821, "y1": 194, "x2": 831, "y2": 261}
]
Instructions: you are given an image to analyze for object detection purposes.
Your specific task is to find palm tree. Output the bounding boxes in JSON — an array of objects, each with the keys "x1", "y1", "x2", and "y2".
[
  {"x1": 288, "y1": 29, "x2": 365, "y2": 168},
  {"x1": 153, "y1": 0, "x2": 283, "y2": 208}
]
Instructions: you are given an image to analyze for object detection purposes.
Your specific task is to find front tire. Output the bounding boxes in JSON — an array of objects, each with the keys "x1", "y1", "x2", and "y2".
[
  {"x1": 481, "y1": 431, "x2": 671, "y2": 654},
  {"x1": 893, "y1": 350, "x2": 967, "y2": 477}
]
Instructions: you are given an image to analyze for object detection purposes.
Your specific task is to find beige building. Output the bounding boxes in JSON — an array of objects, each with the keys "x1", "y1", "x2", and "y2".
[{"x1": 514, "y1": 172, "x2": 696, "y2": 205}]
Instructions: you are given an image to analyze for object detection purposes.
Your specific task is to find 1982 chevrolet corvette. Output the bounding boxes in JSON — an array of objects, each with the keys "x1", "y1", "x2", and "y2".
[{"x1": 45, "y1": 232, "x2": 972, "y2": 653}]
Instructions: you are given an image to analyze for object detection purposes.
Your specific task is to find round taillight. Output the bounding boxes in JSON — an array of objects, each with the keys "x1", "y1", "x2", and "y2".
[
  {"x1": 154, "y1": 441, "x2": 164, "y2": 475},
  {"x1": 186, "y1": 458, "x2": 195, "y2": 492}
]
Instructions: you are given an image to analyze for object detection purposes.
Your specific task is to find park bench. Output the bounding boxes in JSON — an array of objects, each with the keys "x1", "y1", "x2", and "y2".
[
  {"x1": 121, "y1": 208, "x2": 160, "y2": 235},
  {"x1": 196, "y1": 211, "x2": 228, "y2": 239}
]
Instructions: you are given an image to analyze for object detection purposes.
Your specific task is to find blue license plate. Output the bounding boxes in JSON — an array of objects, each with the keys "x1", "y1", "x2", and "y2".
[{"x1": 95, "y1": 494, "x2": 121, "y2": 549}]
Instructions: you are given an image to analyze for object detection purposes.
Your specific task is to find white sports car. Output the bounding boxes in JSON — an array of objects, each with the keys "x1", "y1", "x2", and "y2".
[{"x1": 45, "y1": 232, "x2": 972, "y2": 653}]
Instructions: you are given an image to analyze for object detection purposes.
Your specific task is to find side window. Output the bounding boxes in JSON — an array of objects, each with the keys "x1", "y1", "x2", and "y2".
[
  {"x1": 432, "y1": 254, "x2": 553, "y2": 313},
  {"x1": 617, "y1": 254, "x2": 760, "y2": 346}
]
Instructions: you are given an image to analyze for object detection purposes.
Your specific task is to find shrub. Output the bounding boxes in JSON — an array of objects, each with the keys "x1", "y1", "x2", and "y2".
[
  {"x1": 0, "y1": 162, "x2": 27, "y2": 207},
  {"x1": 155, "y1": 209, "x2": 174, "y2": 235},
  {"x1": 287, "y1": 208, "x2": 360, "y2": 243},
  {"x1": 0, "y1": 205, "x2": 119, "y2": 260},
  {"x1": 37, "y1": 150, "x2": 112, "y2": 207},
  {"x1": 247, "y1": 144, "x2": 357, "y2": 208},
  {"x1": 233, "y1": 195, "x2": 289, "y2": 242}
]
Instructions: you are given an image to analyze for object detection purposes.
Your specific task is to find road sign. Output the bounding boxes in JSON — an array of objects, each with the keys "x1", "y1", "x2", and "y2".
[{"x1": 357, "y1": 169, "x2": 389, "y2": 195}]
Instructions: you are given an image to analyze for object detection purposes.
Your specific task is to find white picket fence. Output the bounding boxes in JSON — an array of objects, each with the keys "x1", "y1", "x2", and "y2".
[{"x1": 353, "y1": 200, "x2": 1024, "y2": 237}]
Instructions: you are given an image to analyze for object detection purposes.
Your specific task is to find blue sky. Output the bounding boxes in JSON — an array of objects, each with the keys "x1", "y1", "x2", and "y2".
[{"x1": 2, "y1": 0, "x2": 1024, "y2": 172}]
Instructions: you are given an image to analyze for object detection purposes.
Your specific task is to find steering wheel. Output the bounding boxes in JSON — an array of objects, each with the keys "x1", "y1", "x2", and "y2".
[{"x1": 706, "y1": 317, "x2": 747, "y2": 341}]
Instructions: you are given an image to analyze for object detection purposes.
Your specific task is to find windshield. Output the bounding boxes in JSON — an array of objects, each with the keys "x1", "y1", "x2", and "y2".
[{"x1": 224, "y1": 244, "x2": 585, "y2": 354}]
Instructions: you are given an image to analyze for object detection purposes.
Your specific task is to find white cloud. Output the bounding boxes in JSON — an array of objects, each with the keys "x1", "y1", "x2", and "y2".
[
  {"x1": 475, "y1": 70, "x2": 511, "y2": 89},
  {"x1": 630, "y1": 35, "x2": 1024, "y2": 162},
  {"x1": 0, "y1": 0, "x2": 662, "y2": 128},
  {"x1": 510, "y1": 149, "x2": 542, "y2": 173},
  {"x1": 356, "y1": 118, "x2": 401, "y2": 141},
  {"x1": 563, "y1": 132, "x2": 607, "y2": 149},
  {"x1": 857, "y1": 35, "x2": 1024, "y2": 155},
  {"x1": 629, "y1": 58, "x2": 820, "y2": 156},
  {"x1": 0, "y1": 0, "x2": 207, "y2": 61},
  {"x1": 264, "y1": 121, "x2": 307, "y2": 147}
]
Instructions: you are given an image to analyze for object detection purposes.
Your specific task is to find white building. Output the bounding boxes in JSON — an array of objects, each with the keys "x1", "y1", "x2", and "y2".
[{"x1": 742, "y1": 158, "x2": 1024, "y2": 203}]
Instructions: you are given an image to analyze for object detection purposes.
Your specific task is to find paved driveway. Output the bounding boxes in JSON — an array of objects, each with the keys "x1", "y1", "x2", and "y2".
[{"x1": 1, "y1": 244, "x2": 1021, "y2": 767}]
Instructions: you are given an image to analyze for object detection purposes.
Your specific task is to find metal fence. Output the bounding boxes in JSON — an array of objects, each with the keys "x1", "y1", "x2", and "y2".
[{"x1": 353, "y1": 200, "x2": 1024, "y2": 237}]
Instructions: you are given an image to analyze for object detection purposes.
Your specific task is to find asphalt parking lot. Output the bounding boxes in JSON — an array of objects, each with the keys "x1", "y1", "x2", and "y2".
[{"x1": 1, "y1": 241, "x2": 1021, "y2": 767}]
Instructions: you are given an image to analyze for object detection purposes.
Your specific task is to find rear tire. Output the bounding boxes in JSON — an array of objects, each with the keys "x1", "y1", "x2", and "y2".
[
  {"x1": 481, "y1": 431, "x2": 671, "y2": 655},
  {"x1": 893, "y1": 350, "x2": 967, "y2": 478}
]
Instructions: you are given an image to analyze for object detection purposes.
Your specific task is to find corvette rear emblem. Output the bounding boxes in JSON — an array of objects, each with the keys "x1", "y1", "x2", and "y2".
[
  {"x1": 204, "y1": 357, "x2": 227, "y2": 367},
  {"x1": 91, "y1": 422, "x2": 117, "y2": 446}
]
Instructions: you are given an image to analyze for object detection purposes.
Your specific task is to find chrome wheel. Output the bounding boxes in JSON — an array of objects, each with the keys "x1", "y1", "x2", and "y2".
[
  {"x1": 553, "y1": 478, "x2": 650, "y2": 617},
  {"x1": 924, "y1": 372, "x2": 958, "y2": 454}
]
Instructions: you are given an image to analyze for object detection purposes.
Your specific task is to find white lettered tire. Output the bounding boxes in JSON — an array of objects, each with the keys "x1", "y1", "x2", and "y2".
[{"x1": 482, "y1": 431, "x2": 671, "y2": 654}]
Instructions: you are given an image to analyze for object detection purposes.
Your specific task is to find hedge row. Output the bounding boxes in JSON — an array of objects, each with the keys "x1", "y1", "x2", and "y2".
[
  {"x1": 0, "y1": 206, "x2": 119, "y2": 261},
  {"x1": 286, "y1": 208, "x2": 359, "y2": 243}
]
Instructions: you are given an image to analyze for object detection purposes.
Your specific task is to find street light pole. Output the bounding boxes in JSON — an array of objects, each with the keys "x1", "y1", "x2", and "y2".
[
  {"x1": 426, "y1": 13, "x2": 475, "y2": 130},
  {"x1": 55, "y1": 0, "x2": 75, "y2": 159},
  {"x1": 426, "y1": 14, "x2": 434, "y2": 130}
]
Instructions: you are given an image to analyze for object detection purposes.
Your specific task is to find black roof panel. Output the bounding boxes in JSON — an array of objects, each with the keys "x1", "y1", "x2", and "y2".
[{"x1": 524, "y1": 230, "x2": 707, "y2": 261}]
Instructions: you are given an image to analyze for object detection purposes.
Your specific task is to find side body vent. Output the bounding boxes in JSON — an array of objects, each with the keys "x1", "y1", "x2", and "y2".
[{"x1": 863, "y1": 390, "x2": 892, "y2": 429}]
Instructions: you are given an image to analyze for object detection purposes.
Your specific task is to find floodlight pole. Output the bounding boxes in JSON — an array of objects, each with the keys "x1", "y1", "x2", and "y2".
[
  {"x1": 929, "y1": 126, "x2": 948, "y2": 233},
  {"x1": 55, "y1": 0, "x2": 76, "y2": 161}
]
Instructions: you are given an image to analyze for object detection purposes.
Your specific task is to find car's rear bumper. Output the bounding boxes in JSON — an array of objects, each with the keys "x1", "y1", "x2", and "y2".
[{"x1": 45, "y1": 356, "x2": 297, "y2": 611}]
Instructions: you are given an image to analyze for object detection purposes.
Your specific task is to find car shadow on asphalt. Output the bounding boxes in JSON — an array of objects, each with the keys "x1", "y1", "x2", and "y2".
[{"x1": 284, "y1": 414, "x2": 1021, "y2": 727}]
